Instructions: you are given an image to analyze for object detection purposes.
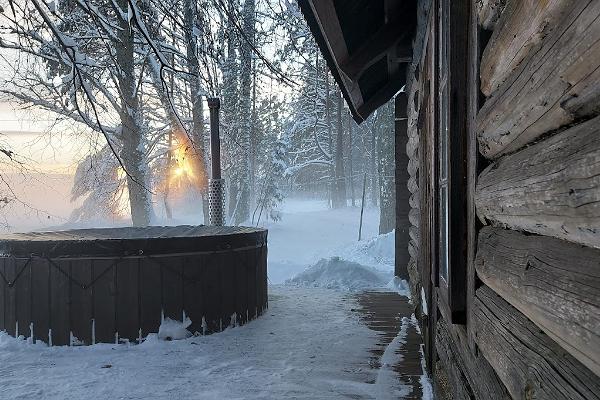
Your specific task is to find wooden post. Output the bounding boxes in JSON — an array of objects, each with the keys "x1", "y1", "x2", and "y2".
[{"x1": 395, "y1": 93, "x2": 410, "y2": 280}]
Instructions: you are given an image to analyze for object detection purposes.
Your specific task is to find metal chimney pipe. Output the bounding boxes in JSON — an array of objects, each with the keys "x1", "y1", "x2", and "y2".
[{"x1": 207, "y1": 98, "x2": 225, "y2": 226}]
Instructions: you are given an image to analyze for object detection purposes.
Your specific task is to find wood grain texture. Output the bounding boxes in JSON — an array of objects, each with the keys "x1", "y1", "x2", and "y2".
[
  {"x1": 476, "y1": 0, "x2": 600, "y2": 159},
  {"x1": 435, "y1": 318, "x2": 511, "y2": 400},
  {"x1": 475, "y1": 227, "x2": 600, "y2": 377},
  {"x1": 475, "y1": 115, "x2": 600, "y2": 249},
  {"x1": 477, "y1": 0, "x2": 507, "y2": 30},
  {"x1": 473, "y1": 286, "x2": 600, "y2": 398},
  {"x1": 480, "y1": 0, "x2": 572, "y2": 97}
]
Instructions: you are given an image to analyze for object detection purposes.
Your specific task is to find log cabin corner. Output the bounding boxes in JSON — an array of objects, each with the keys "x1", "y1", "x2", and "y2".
[{"x1": 298, "y1": 0, "x2": 600, "y2": 399}]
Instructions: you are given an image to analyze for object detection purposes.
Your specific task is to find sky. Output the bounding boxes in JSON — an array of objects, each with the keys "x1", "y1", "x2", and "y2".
[{"x1": 0, "y1": 100, "x2": 92, "y2": 231}]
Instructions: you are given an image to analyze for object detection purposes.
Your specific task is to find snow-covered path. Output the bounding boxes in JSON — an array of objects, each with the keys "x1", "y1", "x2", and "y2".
[{"x1": 0, "y1": 286, "x2": 401, "y2": 399}]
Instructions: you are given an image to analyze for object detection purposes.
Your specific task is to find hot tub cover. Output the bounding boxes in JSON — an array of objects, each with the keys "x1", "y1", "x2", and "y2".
[{"x1": 0, "y1": 225, "x2": 267, "y2": 259}]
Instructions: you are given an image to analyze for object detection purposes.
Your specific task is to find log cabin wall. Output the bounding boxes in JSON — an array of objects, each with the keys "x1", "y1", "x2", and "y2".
[
  {"x1": 471, "y1": 0, "x2": 600, "y2": 397},
  {"x1": 409, "y1": 0, "x2": 600, "y2": 398}
]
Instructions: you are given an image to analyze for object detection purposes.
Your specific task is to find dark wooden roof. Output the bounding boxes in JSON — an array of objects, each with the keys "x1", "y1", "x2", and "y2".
[{"x1": 298, "y1": 0, "x2": 417, "y2": 123}]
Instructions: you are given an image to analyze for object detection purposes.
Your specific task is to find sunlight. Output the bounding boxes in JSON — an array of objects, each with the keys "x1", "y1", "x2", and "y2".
[{"x1": 164, "y1": 129, "x2": 206, "y2": 194}]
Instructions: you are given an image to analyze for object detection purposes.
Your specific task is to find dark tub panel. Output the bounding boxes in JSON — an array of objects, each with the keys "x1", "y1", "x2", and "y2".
[{"x1": 0, "y1": 225, "x2": 268, "y2": 345}]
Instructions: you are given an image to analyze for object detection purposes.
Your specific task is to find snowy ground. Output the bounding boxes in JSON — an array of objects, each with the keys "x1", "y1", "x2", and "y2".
[
  {"x1": 263, "y1": 199, "x2": 386, "y2": 284},
  {"x1": 0, "y1": 199, "x2": 430, "y2": 399},
  {"x1": 0, "y1": 287, "x2": 395, "y2": 399}
]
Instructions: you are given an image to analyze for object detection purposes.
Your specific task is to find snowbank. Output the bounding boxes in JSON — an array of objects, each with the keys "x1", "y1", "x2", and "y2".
[
  {"x1": 285, "y1": 256, "x2": 393, "y2": 292},
  {"x1": 157, "y1": 317, "x2": 192, "y2": 341},
  {"x1": 339, "y1": 230, "x2": 395, "y2": 271}
]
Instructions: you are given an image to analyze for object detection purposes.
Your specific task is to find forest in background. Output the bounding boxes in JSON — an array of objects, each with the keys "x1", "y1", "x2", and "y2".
[{"x1": 0, "y1": 0, "x2": 395, "y2": 234}]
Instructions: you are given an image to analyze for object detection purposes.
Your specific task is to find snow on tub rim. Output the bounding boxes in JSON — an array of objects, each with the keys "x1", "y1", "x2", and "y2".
[{"x1": 0, "y1": 225, "x2": 267, "y2": 346}]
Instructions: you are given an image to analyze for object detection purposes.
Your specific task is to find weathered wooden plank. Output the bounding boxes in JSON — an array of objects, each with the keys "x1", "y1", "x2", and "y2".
[
  {"x1": 139, "y1": 257, "x2": 161, "y2": 338},
  {"x1": 475, "y1": 115, "x2": 600, "y2": 249},
  {"x1": 92, "y1": 259, "x2": 116, "y2": 344},
  {"x1": 477, "y1": 0, "x2": 506, "y2": 31},
  {"x1": 435, "y1": 321, "x2": 475, "y2": 399},
  {"x1": 475, "y1": 227, "x2": 600, "y2": 377},
  {"x1": 4, "y1": 258, "x2": 16, "y2": 337},
  {"x1": 473, "y1": 286, "x2": 600, "y2": 399},
  {"x1": 202, "y1": 255, "x2": 220, "y2": 333},
  {"x1": 0, "y1": 258, "x2": 5, "y2": 333},
  {"x1": 220, "y1": 252, "x2": 236, "y2": 327},
  {"x1": 435, "y1": 317, "x2": 511, "y2": 400},
  {"x1": 162, "y1": 256, "x2": 183, "y2": 322},
  {"x1": 480, "y1": 0, "x2": 572, "y2": 97},
  {"x1": 49, "y1": 260, "x2": 70, "y2": 346},
  {"x1": 183, "y1": 255, "x2": 205, "y2": 334},
  {"x1": 31, "y1": 259, "x2": 49, "y2": 344},
  {"x1": 70, "y1": 260, "x2": 92, "y2": 345},
  {"x1": 476, "y1": 0, "x2": 600, "y2": 159},
  {"x1": 116, "y1": 258, "x2": 139, "y2": 343},
  {"x1": 246, "y1": 249, "x2": 257, "y2": 323},
  {"x1": 466, "y1": 0, "x2": 481, "y2": 350},
  {"x1": 15, "y1": 258, "x2": 31, "y2": 340}
]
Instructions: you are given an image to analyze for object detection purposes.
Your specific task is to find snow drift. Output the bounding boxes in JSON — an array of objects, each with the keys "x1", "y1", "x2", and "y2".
[
  {"x1": 285, "y1": 256, "x2": 393, "y2": 292},
  {"x1": 340, "y1": 229, "x2": 395, "y2": 271},
  {"x1": 157, "y1": 317, "x2": 192, "y2": 341}
]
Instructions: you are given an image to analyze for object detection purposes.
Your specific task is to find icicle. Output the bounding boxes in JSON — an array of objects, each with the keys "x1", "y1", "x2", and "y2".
[
  {"x1": 219, "y1": 319, "x2": 222, "y2": 332},
  {"x1": 138, "y1": 328, "x2": 142, "y2": 344},
  {"x1": 91, "y1": 319, "x2": 96, "y2": 345},
  {"x1": 15, "y1": 321, "x2": 18, "y2": 337},
  {"x1": 161, "y1": 309, "x2": 165, "y2": 323},
  {"x1": 182, "y1": 310, "x2": 187, "y2": 322},
  {"x1": 201, "y1": 317, "x2": 207, "y2": 336},
  {"x1": 255, "y1": 306, "x2": 258, "y2": 319},
  {"x1": 230, "y1": 313, "x2": 237, "y2": 328},
  {"x1": 246, "y1": 309, "x2": 249, "y2": 322},
  {"x1": 48, "y1": 329, "x2": 52, "y2": 347},
  {"x1": 29, "y1": 323, "x2": 34, "y2": 344},
  {"x1": 115, "y1": 332, "x2": 119, "y2": 345},
  {"x1": 70, "y1": 331, "x2": 74, "y2": 346}
]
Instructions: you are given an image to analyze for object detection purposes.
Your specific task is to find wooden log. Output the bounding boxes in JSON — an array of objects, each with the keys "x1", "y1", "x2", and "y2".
[
  {"x1": 409, "y1": 193, "x2": 419, "y2": 209},
  {"x1": 408, "y1": 239, "x2": 419, "y2": 260},
  {"x1": 409, "y1": 226, "x2": 419, "y2": 243},
  {"x1": 435, "y1": 318, "x2": 511, "y2": 400},
  {"x1": 475, "y1": 227, "x2": 600, "y2": 377},
  {"x1": 480, "y1": 0, "x2": 572, "y2": 97},
  {"x1": 408, "y1": 157, "x2": 419, "y2": 176},
  {"x1": 473, "y1": 286, "x2": 600, "y2": 399},
  {"x1": 475, "y1": 115, "x2": 600, "y2": 249},
  {"x1": 408, "y1": 208, "x2": 420, "y2": 227},
  {"x1": 407, "y1": 136, "x2": 419, "y2": 159},
  {"x1": 476, "y1": 0, "x2": 600, "y2": 159},
  {"x1": 477, "y1": 0, "x2": 507, "y2": 31},
  {"x1": 407, "y1": 176, "x2": 418, "y2": 194}
]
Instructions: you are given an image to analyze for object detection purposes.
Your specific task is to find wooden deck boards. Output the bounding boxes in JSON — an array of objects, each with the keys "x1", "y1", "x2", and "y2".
[{"x1": 356, "y1": 291, "x2": 425, "y2": 399}]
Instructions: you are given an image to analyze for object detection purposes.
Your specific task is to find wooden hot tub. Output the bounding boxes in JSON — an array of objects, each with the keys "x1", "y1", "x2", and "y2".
[{"x1": 0, "y1": 225, "x2": 267, "y2": 345}]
